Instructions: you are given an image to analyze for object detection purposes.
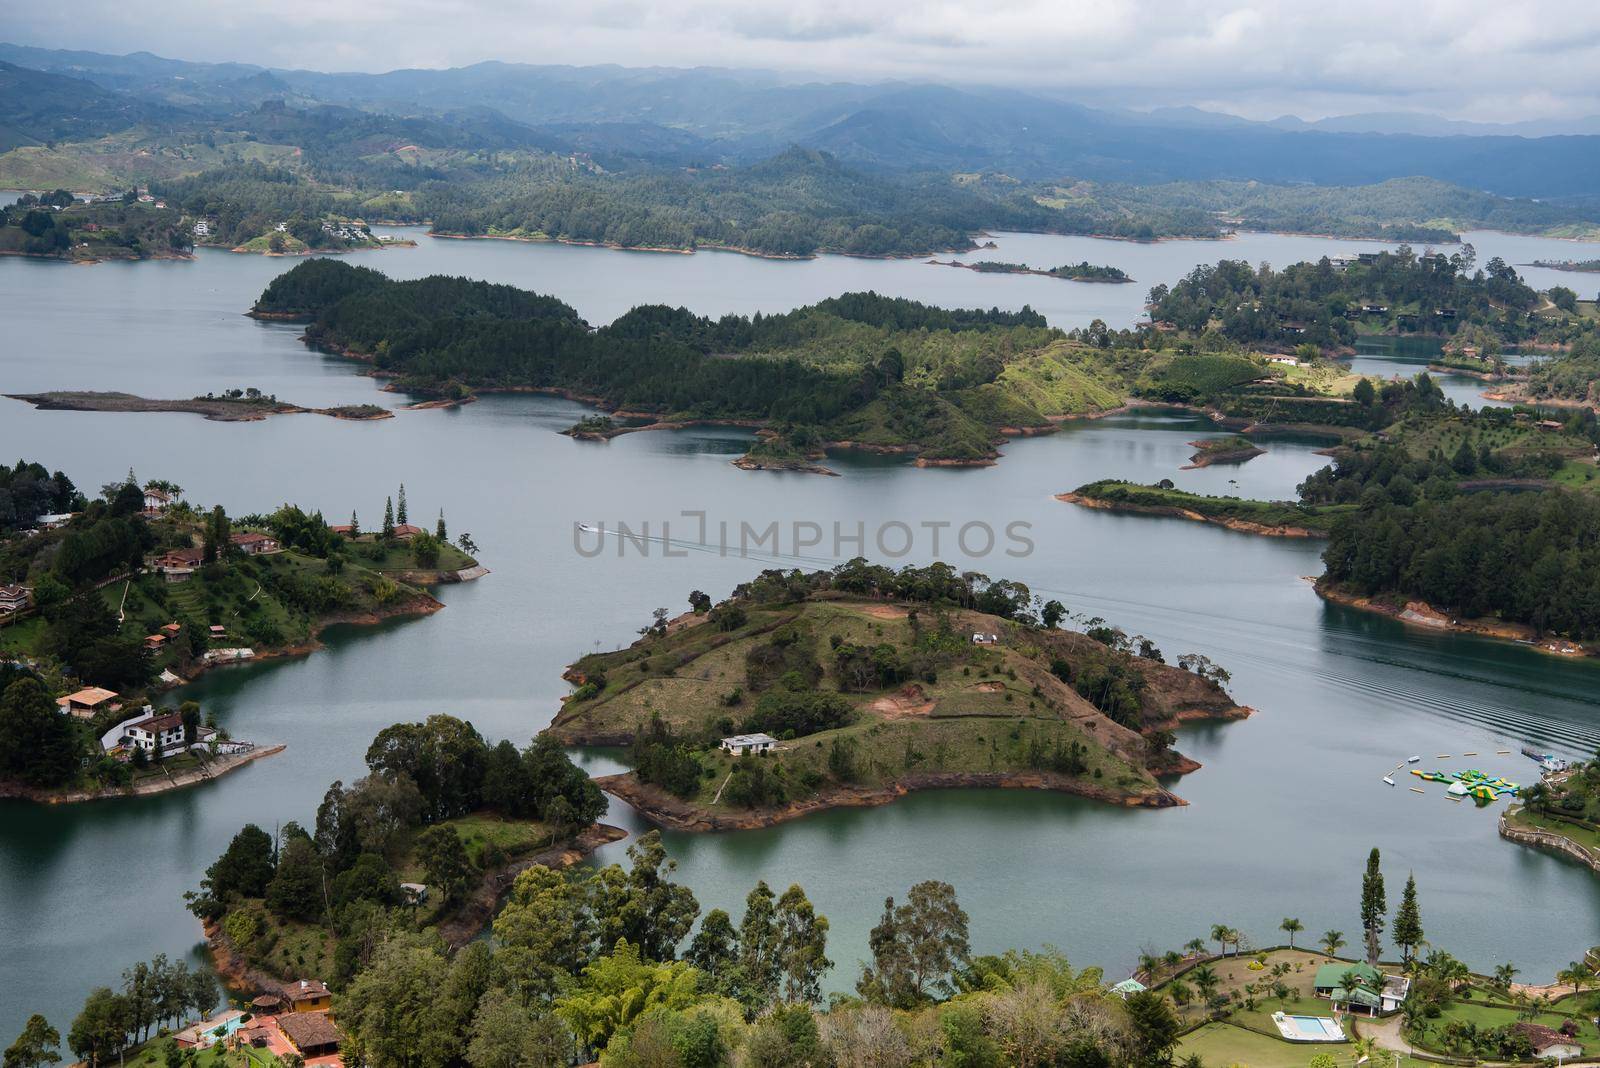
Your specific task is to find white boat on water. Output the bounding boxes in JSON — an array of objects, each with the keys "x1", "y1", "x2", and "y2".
[
  {"x1": 1383, "y1": 776, "x2": 1396, "y2": 786},
  {"x1": 1407, "y1": 755, "x2": 1421, "y2": 764}
]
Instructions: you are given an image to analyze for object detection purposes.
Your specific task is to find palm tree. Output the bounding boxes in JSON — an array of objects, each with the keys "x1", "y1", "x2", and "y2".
[
  {"x1": 1191, "y1": 965, "x2": 1220, "y2": 1004},
  {"x1": 1321, "y1": 930, "x2": 1346, "y2": 957},
  {"x1": 1352, "y1": 1035, "x2": 1380, "y2": 1065},
  {"x1": 1163, "y1": 950, "x2": 1184, "y2": 976},
  {"x1": 1493, "y1": 962, "x2": 1519, "y2": 994},
  {"x1": 1557, "y1": 960, "x2": 1596, "y2": 992},
  {"x1": 1280, "y1": 917, "x2": 1303, "y2": 949},
  {"x1": 1137, "y1": 952, "x2": 1159, "y2": 982},
  {"x1": 1211, "y1": 924, "x2": 1231, "y2": 958},
  {"x1": 1167, "y1": 979, "x2": 1193, "y2": 1008},
  {"x1": 1184, "y1": 937, "x2": 1207, "y2": 959}
]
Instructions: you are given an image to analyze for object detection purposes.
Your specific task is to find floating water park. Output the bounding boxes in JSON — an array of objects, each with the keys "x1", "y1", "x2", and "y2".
[{"x1": 1409, "y1": 767, "x2": 1520, "y2": 805}]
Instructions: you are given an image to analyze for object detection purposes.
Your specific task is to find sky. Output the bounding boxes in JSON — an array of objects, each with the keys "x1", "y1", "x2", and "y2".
[{"x1": 11, "y1": 0, "x2": 1600, "y2": 124}]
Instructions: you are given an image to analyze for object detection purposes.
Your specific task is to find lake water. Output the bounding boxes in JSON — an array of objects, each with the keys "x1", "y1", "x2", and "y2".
[{"x1": 3, "y1": 228, "x2": 1599, "y2": 1039}]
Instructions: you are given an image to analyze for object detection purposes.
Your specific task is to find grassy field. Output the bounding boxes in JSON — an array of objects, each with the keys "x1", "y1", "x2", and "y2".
[
  {"x1": 393, "y1": 811, "x2": 554, "y2": 882},
  {"x1": 1418, "y1": 994, "x2": 1600, "y2": 1056},
  {"x1": 551, "y1": 593, "x2": 1220, "y2": 815}
]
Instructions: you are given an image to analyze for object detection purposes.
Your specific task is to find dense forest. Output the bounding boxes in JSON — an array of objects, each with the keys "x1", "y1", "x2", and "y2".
[
  {"x1": 1147, "y1": 246, "x2": 1581, "y2": 351},
  {"x1": 0, "y1": 458, "x2": 84, "y2": 534},
  {"x1": 1322, "y1": 490, "x2": 1600, "y2": 638},
  {"x1": 256, "y1": 259, "x2": 1079, "y2": 461}
]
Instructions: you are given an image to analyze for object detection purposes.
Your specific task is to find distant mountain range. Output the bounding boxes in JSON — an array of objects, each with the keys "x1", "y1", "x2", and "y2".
[{"x1": 4, "y1": 43, "x2": 1600, "y2": 198}]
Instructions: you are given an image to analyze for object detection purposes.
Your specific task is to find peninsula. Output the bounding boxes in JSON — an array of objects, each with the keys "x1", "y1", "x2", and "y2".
[
  {"x1": 0, "y1": 461, "x2": 482, "y2": 802},
  {"x1": 7, "y1": 390, "x2": 392, "y2": 422},
  {"x1": 545, "y1": 561, "x2": 1251, "y2": 831}
]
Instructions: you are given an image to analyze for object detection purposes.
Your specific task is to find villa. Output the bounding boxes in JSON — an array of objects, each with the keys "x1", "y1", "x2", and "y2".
[
  {"x1": 1312, "y1": 961, "x2": 1411, "y2": 1015},
  {"x1": 721, "y1": 733, "x2": 778, "y2": 756},
  {"x1": 121, "y1": 710, "x2": 203, "y2": 756},
  {"x1": 230, "y1": 531, "x2": 281, "y2": 555},
  {"x1": 153, "y1": 547, "x2": 205, "y2": 582},
  {"x1": 285, "y1": 978, "x2": 334, "y2": 1013},
  {"x1": 57, "y1": 686, "x2": 120, "y2": 719},
  {"x1": 1514, "y1": 1022, "x2": 1583, "y2": 1060}
]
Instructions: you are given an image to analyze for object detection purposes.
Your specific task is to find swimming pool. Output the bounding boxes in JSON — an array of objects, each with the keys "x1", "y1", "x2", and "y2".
[{"x1": 1274, "y1": 1013, "x2": 1346, "y2": 1042}]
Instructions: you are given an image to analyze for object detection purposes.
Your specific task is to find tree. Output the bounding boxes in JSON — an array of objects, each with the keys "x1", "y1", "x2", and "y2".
[
  {"x1": 382, "y1": 496, "x2": 395, "y2": 539},
  {"x1": 1393, "y1": 873, "x2": 1423, "y2": 962},
  {"x1": 396, "y1": 484, "x2": 408, "y2": 525},
  {"x1": 415, "y1": 824, "x2": 472, "y2": 903},
  {"x1": 201, "y1": 824, "x2": 275, "y2": 904},
  {"x1": 1321, "y1": 930, "x2": 1346, "y2": 957},
  {"x1": 465, "y1": 990, "x2": 571, "y2": 1068},
  {"x1": 0, "y1": 676, "x2": 81, "y2": 787},
  {"x1": 1353, "y1": 377, "x2": 1377, "y2": 406},
  {"x1": 774, "y1": 884, "x2": 831, "y2": 1004},
  {"x1": 589, "y1": 831, "x2": 700, "y2": 963},
  {"x1": 1280, "y1": 917, "x2": 1302, "y2": 949},
  {"x1": 1360, "y1": 848, "x2": 1387, "y2": 964},
  {"x1": 1190, "y1": 965, "x2": 1219, "y2": 1006},
  {"x1": 349, "y1": 510, "x2": 360, "y2": 538},
  {"x1": 1124, "y1": 989, "x2": 1181, "y2": 1068},
  {"x1": 1040, "y1": 599, "x2": 1066, "y2": 629},
  {"x1": 202, "y1": 505, "x2": 230, "y2": 563},
  {"x1": 1210, "y1": 924, "x2": 1231, "y2": 957},
  {"x1": 338, "y1": 933, "x2": 452, "y2": 1068},
  {"x1": 4, "y1": 1015, "x2": 61, "y2": 1068},
  {"x1": 68, "y1": 988, "x2": 129, "y2": 1068},
  {"x1": 493, "y1": 865, "x2": 594, "y2": 1001},
  {"x1": 688, "y1": 590, "x2": 712, "y2": 614},
  {"x1": 410, "y1": 530, "x2": 442, "y2": 568},
  {"x1": 435, "y1": 509, "x2": 447, "y2": 541},
  {"x1": 858, "y1": 880, "x2": 969, "y2": 1007},
  {"x1": 266, "y1": 833, "x2": 324, "y2": 922}
]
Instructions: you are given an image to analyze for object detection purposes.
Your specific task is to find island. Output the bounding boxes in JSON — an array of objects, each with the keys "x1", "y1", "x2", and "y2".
[
  {"x1": 544, "y1": 562, "x2": 1251, "y2": 830},
  {"x1": 929, "y1": 259, "x2": 1134, "y2": 283},
  {"x1": 1182, "y1": 435, "x2": 1264, "y2": 468},
  {"x1": 1525, "y1": 259, "x2": 1600, "y2": 272},
  {"x1": 0, "y1": 462, "x2": 483, "y2": 803},
  {"x1": 6, "y1": 390, "x2": 392, "y2": 422},
  {"x1": 1060, "y1": 480, "x2": 1339, "y2": 537}
]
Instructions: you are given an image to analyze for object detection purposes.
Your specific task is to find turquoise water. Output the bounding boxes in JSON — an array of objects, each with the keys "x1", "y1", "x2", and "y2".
[{"x1": 2, "y1": 229, "x2": 1598, "y2": 1039}]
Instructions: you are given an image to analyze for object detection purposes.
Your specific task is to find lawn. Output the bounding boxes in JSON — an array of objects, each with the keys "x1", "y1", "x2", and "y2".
[
  {"x1": 1178, "y1": 1023, "x2": 1368, "y2": 1068},
  {"x1": 1421, "y1": 996, "x2": 1600, "y2": 1056},
  {"x1": 125, "y1": 1038, "x2": 286, "y2": 1068},
  {"x1": 1506, "y1": 806, "x2": 1600, "y2": 851}
]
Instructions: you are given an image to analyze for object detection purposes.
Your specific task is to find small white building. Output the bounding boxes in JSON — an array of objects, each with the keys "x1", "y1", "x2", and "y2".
[
  {"x1": 721, "y1": 733, "x2": 777, "y2": 756},
  {"x1": 971, "y1": 632, "x2": 999, "y2": 645},
  {"x1": 1264, "y1": 355, "x2": 1301, "y2": 366},
  {"x1": 143, "y1": 487, "x2": 172, "y2": 511}
]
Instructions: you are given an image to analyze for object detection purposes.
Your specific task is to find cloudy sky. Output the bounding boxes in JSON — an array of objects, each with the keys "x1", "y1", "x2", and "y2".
[{"x1": 13, "y1": 0, "x2": 1600, "y2": 123}]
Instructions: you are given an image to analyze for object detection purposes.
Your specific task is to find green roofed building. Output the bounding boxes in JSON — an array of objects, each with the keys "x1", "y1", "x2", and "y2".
[
  {"x1": 1110, "y1": 978, "x2": 1147, "y2": 998},
  {"x1": 1313, "y1": 962, "x2": 1410, "y2": 1015}
]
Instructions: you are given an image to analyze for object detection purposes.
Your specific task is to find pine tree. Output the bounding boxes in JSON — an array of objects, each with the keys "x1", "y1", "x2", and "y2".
[
  {"x1": 396, "y1": 483, "x2": 408, "y2": 525},
  {"x1": 1360, "y1": 847, "x2": 1386, "y2": 964},
  {"x1": 435, "y1": 508, "x2": 447, "y2": 541},
  {"x1": 382, "y1": 496, "x2": 395, "y2": 539},
  {"x1": 349, "y1": 510, "x2": 360, "y2": 538},
  {"x1": 1393, "y1": 873, "x2": 1423, "y2": 962}
]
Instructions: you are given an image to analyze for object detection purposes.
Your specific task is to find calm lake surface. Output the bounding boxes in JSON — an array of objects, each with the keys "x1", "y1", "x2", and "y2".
[{"x1": 3, "y1": 228, "x2": 1599, "y2": 1037}]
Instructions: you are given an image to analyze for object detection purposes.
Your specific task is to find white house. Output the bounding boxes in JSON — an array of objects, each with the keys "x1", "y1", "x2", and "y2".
[
  {"x1": 143, "y1": 486, "x2": 172, "y2": 511},
  {"x1": 1264, "y1": 355, "x2": 1301, "y2": 366},
  {"x1": 971, "y1": 632, "x2": 999, "y2": 645},
  {"x1": 118, "y1": 710, "x2": 215, "y2": 757},
  {"x1": 721, "y1": 733, "x2": 777, "y2": 756}
]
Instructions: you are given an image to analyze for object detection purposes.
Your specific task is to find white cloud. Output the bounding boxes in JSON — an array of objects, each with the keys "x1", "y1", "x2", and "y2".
[{"x1": 12, "y1": 0, "x2": 1600, "y2": 121}]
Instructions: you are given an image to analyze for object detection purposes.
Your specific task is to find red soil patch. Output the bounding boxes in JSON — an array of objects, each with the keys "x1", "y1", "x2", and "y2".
[{"x1": 869, "y1": 684, "x2": 935, "y2": 718}]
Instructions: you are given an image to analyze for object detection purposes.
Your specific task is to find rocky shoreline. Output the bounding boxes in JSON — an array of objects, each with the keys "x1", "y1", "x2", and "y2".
[
  {"x1": 1056, "y1": 491, "x2": 1324, "y2": 538},
  {"x1": 1498, "y1": 811, "x2": 1600, "y2": 874},
  {"x1": 0, "y1": 744, "x2": 285, "y2": 805},
  {"x1": 597, "y1": 769, "x2": 1184, "y2": 834},
  {"x1": 1313, "y1": 581, "x2": 1589, "y2": 655}
]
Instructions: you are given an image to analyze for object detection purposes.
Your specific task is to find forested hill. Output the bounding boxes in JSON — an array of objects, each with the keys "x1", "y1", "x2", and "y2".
[
  {"x1": 1149, "y1": 247, "x2": 1587, "y2": 351},
  {"x1": 255, "y1": 259, "x2": 1113, "y2": 462}
]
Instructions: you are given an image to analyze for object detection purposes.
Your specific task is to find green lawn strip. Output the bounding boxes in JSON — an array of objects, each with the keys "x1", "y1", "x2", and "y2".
[
  {"x1": 1179, "y1": 1023, "x2": 1363, "y2": 1068},
  {"x1": 1507, "y1": 806, "x2": 1600, "y2": 851},
  {"x1": 1419, "y1": 995, "x2": 1599, "y2": 1055}
]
